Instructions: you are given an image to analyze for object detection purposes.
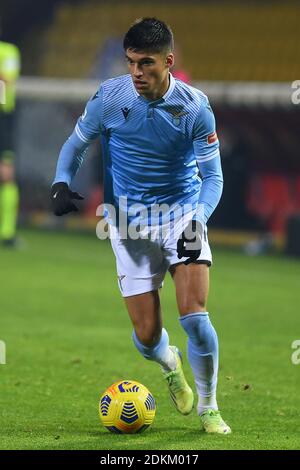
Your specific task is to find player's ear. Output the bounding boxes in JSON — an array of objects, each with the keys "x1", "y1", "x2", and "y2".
[{"x1": 165, "y1": 53, "x2": 174, "y2": 68}]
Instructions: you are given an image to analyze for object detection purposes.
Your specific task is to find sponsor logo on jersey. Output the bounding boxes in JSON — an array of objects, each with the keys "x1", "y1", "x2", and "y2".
[{"x1": 121, "y1": 107, "x2": 130, "y2": 119}]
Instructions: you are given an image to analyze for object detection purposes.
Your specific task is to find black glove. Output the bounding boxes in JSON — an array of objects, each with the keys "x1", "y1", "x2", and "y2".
[
  {"x1": 177, "y1": 219, "x2": 203, "y2": 265},
  {"x1": 51, "y1": 182, "x2": 84, "y2": 216}
]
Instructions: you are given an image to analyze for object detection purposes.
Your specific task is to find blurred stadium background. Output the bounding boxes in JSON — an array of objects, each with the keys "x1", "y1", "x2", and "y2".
[
  {"x1": 1, "y1": 0, "x2": 300, "y2": 451},
  {"x1": 1, "y1": 0, "x2": 300, "y2": 253}
]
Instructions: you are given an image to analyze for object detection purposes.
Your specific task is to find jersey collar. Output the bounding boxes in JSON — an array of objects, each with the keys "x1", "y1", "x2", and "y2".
[{"x1": 162, "y1": 73, "x2": 176, "y2": 101}]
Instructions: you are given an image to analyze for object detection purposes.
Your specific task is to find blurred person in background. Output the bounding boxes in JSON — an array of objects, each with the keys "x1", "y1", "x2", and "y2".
[
  {"x1": 0, "y1": 24, "x2": 20, "y2": 247},
  {"x1": 51, "y1": 18, "x2": 230, "y2": 435}
]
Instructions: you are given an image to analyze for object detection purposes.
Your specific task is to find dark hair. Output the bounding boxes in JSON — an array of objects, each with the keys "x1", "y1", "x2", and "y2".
[{"x1": 123, "y1": 17, "x2": 174, "y2": 54}]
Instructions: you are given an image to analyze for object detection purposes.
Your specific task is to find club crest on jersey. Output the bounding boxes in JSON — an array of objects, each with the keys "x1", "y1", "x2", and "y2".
[
  {"x1": 164, "y1": 106, "x2": 189, "y2": 126},
  {"x1": 121, "y1": 107, "x2": 130, "y2": 119}
]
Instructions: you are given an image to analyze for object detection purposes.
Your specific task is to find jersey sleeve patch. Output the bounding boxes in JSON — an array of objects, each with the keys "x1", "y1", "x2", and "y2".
[{"x1": 207, "y1": 131, "x2": 218, "y2": 145}]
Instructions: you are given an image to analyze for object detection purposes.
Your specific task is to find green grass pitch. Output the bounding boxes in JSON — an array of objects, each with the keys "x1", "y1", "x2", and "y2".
[{"x1": 1, "y1": 228, "x2": 300, "y2": 450}]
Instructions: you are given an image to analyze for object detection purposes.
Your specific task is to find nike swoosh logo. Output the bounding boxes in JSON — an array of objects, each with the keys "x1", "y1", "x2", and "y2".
[{"x1": 53, "y1": 192, "x2": 59, "y2": 199}]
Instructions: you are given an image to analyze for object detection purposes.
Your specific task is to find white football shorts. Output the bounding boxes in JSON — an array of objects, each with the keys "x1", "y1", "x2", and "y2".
[{"x1": 109, "y1": 213, "x2": 212, "y2": 297}]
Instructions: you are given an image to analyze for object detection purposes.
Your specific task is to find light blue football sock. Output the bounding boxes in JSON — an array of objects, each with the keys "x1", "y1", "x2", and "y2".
[
  {"x1": 180, "y1": 312, "x2": 219, "y2": 414},
  {"x1": 132, "y1": 328, "x2": 176, "y2": 372}
]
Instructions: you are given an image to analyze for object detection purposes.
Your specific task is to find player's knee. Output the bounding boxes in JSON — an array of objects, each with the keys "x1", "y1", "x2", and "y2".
[
  {"x1": 134, "y1": 328, "x2": 161, "y2": 347},
  {"x1": 178, "y1": 299, "x2": 207, "y2": 316}
]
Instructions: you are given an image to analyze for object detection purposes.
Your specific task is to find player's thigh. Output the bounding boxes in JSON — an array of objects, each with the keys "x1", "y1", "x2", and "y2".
[
  {"x1": 169, "y1": 262, "x2": 209, "y2": 316},
  {"x1": 162, "y1": 209, "x2": 212, "y2": 269},
  {"x1": 110, "y1": 226, "x2": 167, "y2": 297},
  {"x1": 109, "y1": 227, "x2": 166, "y2": 344},
  {"x1": 124, "y1": 290, "x2": 162, "y2": 346}
]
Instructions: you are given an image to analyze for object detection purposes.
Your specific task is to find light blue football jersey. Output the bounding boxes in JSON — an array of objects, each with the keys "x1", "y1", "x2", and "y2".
[{"x1": 54, "y1": 73, "x2": 222, "y2": 225}]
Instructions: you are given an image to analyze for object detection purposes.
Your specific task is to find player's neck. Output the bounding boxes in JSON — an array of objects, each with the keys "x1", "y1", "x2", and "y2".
[{"x1": 141, "y1": 74, "x2": 170, "y2": 101}]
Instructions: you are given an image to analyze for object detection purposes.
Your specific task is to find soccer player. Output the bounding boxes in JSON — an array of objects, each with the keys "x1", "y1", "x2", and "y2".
[
  {"x1": 0, "y1": 34, "x2": 20, "y2": 247},
  {"x1": 51, "y1": 18, "x2": 231, "y2": 434}
]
